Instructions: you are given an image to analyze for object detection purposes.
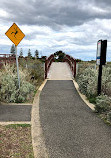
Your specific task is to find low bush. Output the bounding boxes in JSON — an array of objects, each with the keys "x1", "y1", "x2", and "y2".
[
  {"x1": 102, "y1": 66, "x2": 111, "y2": 97},
  {"x1": 0, "y1": 73, "x2": 34, "y2": 103},
  {"x1": 0, "y1": 61, "x2": 44, "y2": 103},
  {"x1": 95, "y1": 95, "x2": 111, "y2": 113},
  {"x1": 76, "y1": 67, "x2": 98, "y2": 98},
  {"x1": 76, "y1": 64, "x2": 111, "y2": 98},
  {"x1": 19, "y1": 58, "x2": 44, "y2": 86}
]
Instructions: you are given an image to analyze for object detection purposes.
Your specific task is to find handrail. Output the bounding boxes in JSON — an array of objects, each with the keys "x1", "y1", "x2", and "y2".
[
  {"x1": 45, "y1": 54, "x2": 54, "y2": 79},
  {"x1": 64, "y1": 54, "x2": 76, "y2": 78}
]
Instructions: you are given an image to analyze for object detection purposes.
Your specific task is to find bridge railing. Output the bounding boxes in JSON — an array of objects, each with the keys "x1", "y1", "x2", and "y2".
[
  {"x1": 64, "y1": 54, "x2": 76, "y2": 78},
  {"x1": 45, "y1": 54, "x2": 54, "y2": 79}
]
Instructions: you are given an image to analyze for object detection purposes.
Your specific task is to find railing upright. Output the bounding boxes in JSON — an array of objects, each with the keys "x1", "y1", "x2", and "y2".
[
  {"x1": 45, "y1": 54, "x2": 54, "y2": 79},
  {"x1": 45, "y1": 59, "x2": 48, "y2": 79},
  {"x1": 74, "y1": 59, "x2": 76, "y2": 78},
  {"x1": 64, "y1": 54, "x2": 76, "y2": 78}
]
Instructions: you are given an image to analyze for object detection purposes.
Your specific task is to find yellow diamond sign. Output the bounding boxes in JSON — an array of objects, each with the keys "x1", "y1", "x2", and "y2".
[{"x1": 5, "y1": 23, "x2": 25, "y2": 46}]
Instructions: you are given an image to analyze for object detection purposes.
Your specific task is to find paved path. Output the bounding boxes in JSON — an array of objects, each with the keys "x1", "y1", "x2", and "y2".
[
  {"x1": 39, "y1": 63, "x2": 111, "y2": 158},
  {"x1": 0, "y1": 105, "x2": 32, "y2": 121}
]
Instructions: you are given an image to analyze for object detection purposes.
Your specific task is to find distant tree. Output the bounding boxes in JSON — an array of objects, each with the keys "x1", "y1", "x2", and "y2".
[
  {"x1": 41, "y1": 56, "x2": 46, "y2": 59},
  {"x1": 76, "y1": 59, "x2": 82, "y2": 62},
  {"x1": 10, "y1": 44, "x2": 15, "y2": 56},
  {"x1": 35, "y1": 50, "x2": 39, "y2": 59},
  {"x1": 90, "y1": 60, "x2": 96, "y2": 63},
  {"x1": 40, "y1": 56, "x2": 47, "y2": 62},
  {"x1": 54, "y1": 50, "x2": 65, "y2": 62},
  {"x1": 28, "y1": 49, "x2": 32, "y2": 58},
  {"x1": 20, "y1": 48, "x2": 23, "y2": 57}
]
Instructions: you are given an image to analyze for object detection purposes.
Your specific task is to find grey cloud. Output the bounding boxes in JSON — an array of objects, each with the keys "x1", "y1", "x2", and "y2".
[
  {"x1": 1, "y1": 0, "x2": 111, "y2": 30},
  {"x1": 94, "y1": 0, "x2": 111, "y2": 6},
  {"x1": 25, "y1": 31, "x2": 49, "y2": 40}
]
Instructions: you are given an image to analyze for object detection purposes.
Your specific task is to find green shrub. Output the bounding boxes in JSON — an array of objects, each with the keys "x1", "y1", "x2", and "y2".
[
  {"x1": 102, "y1": 66, "x2": 111, "y2": 97},
  {"x1": 0, "y1": 73, "x2": 34, "y2": 103},
  {"x1": 95, "y1": 95, "x2": 111, "y2": 113},
  {"x1": 0, "y1": 64, "x2": 35, "y2": 103},
  {"x1": 76, "y1": 67, "x2": 98, "y2": 97},
  {"x1": 76, "y1": 65, "x2": 111, "y2": 98},
  {"x1": 19, "y1": 58, "x2": 44, "y2": 86},
  {"x1": 0, "y1": 61, "x2": 44, "y2": 103}
]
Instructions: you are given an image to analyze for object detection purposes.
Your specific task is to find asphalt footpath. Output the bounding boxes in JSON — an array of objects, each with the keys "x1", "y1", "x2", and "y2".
[
  {"x1": 0, "y1": 104, "x2": 32, "y2": 121},
  {"x1": 39, "y1": 80, "x2": 111, "y2": 158}
]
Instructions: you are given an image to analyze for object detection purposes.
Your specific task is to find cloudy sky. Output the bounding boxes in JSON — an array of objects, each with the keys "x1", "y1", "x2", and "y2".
[{"x1": 0, "y1": 0, "x2": 111, "y2": 61}]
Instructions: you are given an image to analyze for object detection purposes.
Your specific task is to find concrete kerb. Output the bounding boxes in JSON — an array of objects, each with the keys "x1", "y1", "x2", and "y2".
[
  {"x1": 73, "y1": 79, "x2": 95, "y2": 111},
  {"x1": 31, "y1": 79, "x2": 49, "y2": 158},
  {"x1": 0, "y1": 122, "x2": 31, "y2": 125}
]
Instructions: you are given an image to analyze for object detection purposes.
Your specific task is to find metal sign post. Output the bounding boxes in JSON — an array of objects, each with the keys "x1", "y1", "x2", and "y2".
[
  {"x1": 5, "y1": 23, "x2": 25, "y2": 89},
  {"x1": 15, "y1": 46, "x2": 20, "y2": 89},
  {"x1": 98, "y1": 64, "x2": 102, "y2": 95},
  {"x1": 96, "y1": 40, "x2": 107, "y2": 95}
]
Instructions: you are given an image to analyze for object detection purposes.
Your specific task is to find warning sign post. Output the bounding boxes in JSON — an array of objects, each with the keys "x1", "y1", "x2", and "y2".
[{"x1": 5, "y1": 23, "x2": 25, "y2": 89}]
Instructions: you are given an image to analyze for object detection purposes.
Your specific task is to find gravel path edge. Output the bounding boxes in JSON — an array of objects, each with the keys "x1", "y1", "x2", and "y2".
[{"x1": 31, "y1": 79, "x2": 49, "y2": 158}]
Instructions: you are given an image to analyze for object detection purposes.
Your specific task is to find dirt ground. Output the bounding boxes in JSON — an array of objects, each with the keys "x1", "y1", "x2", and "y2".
[{"x1": 0, "y1": 124, "x2": 34, "y2": 158}]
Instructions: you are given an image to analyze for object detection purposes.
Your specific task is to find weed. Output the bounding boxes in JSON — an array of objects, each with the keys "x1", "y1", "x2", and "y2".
[
  {"x1": 88, "y1": 96, "x2": 96, "y2": 104},
  {"x1": 5, "y1": 124, "x2": 31, "y2": 129}
]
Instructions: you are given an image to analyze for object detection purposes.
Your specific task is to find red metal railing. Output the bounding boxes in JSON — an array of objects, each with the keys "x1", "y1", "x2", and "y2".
[
  {"x1": 0, "y1": 54, "x2": 16, "y2": 68},
  {"x1": 63, "y1": 54, "x2": 76, "y2": 78},
  {"x1": 45, "y1": 54, "x2": 54, "y2": 79},
  {"x1": 45, "y1": 54, "x2": 76, "y2": 79}
]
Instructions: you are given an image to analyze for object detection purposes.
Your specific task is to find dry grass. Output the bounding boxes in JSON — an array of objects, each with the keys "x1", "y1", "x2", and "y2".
[{"x1": 0, "y1": 124, "x2": 34, "y2": 158}]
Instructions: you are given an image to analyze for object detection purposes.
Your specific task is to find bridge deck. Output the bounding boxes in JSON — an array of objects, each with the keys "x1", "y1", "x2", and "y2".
[{"x1": 47, "y1": 62, "x2": 73, "y2": 80}]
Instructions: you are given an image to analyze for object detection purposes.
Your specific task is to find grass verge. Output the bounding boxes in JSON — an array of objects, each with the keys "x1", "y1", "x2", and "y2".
[{"x1": 0, "y1": 124, "x2": 34, "y2": 158}]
